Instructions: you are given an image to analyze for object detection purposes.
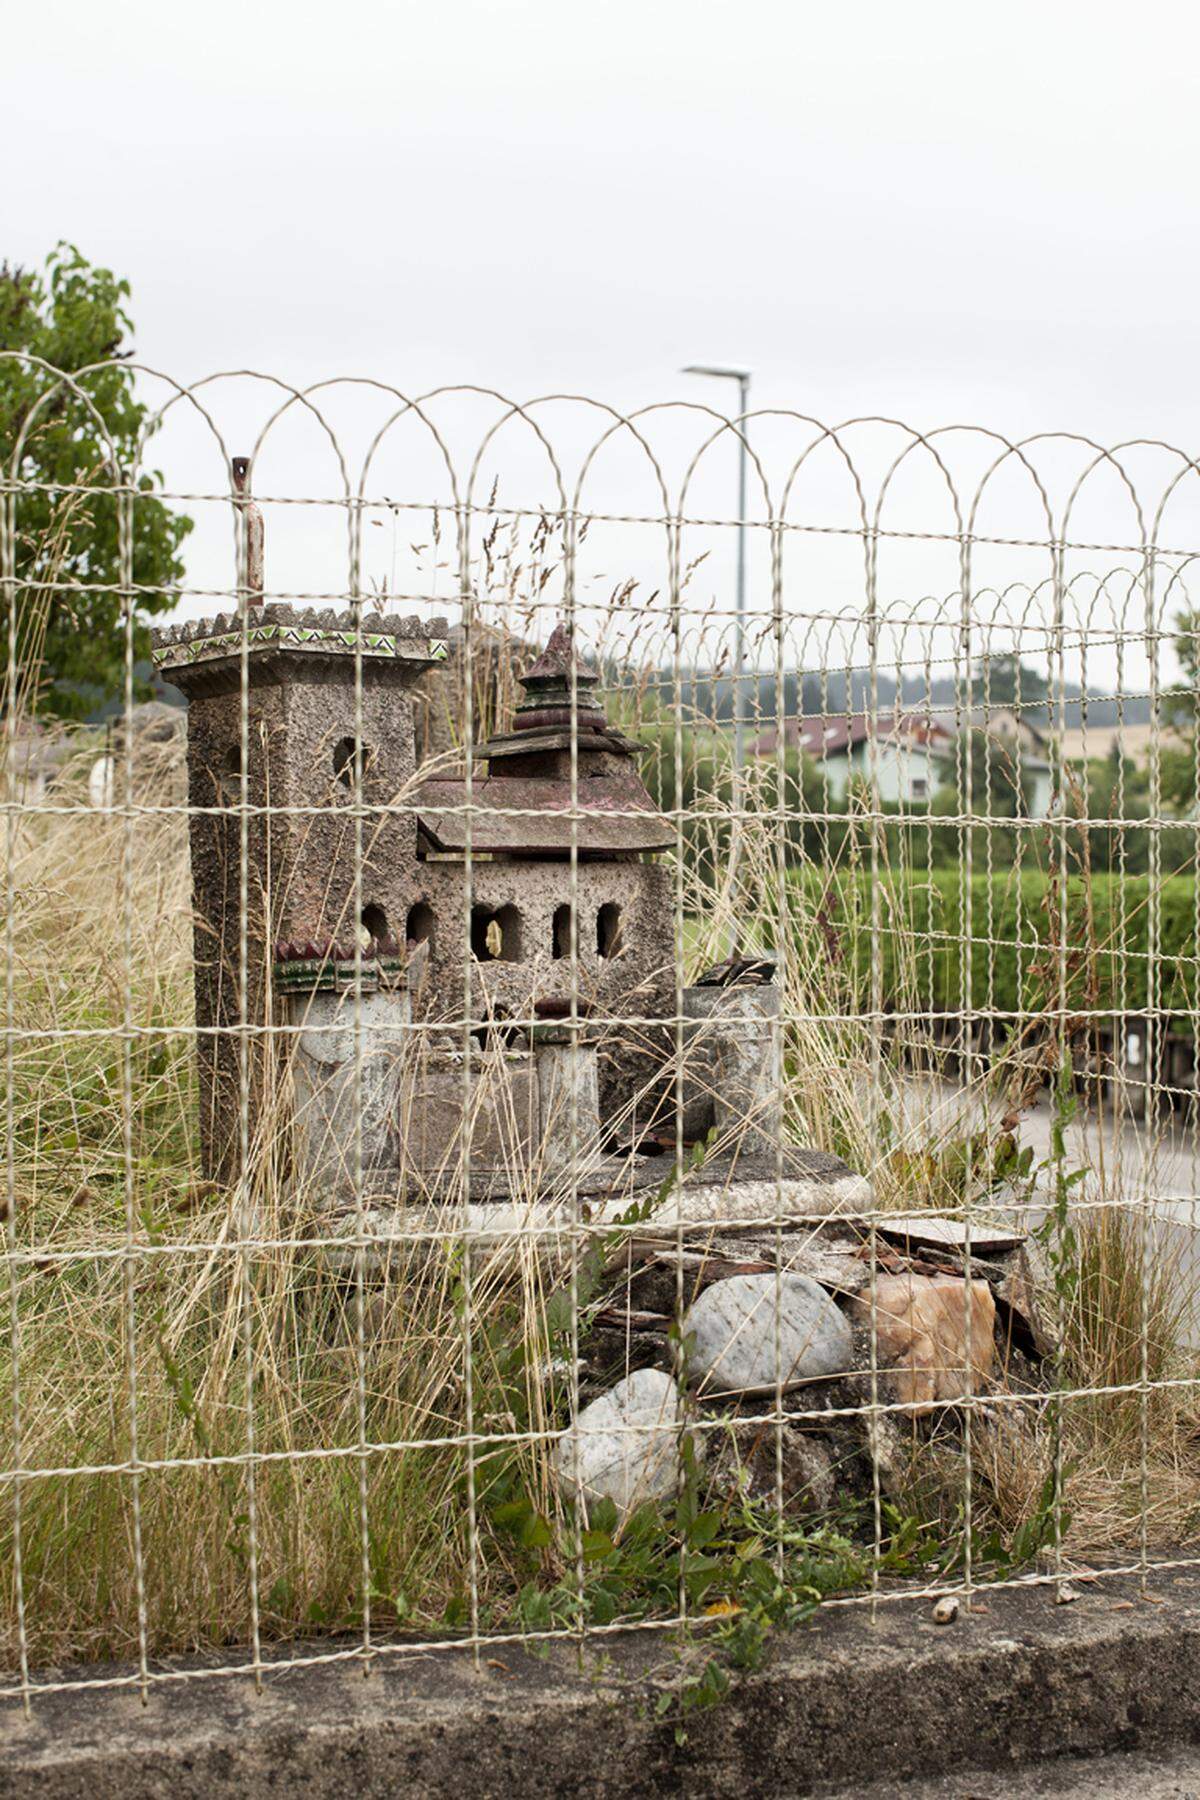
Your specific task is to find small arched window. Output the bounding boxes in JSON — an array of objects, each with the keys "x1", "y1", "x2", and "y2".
[
  {"x1": 361, "y1": 903, "x2": 390, "y2": 946},
  {"x1": 552, "y1": 903, "x2": 574, "y2": 960},
  {"x1": 471, "y1": 904, "x2": 523, "y2": 963},
  {"x1": 333, "y1": 736, "x2": 373, "y2": 790},
  {"x1": 216, "y1": 742, "x2": 244, "y2": 802},
  {"x1": 406, "y1": 901, "x2": 435, "y2": 948},
  {"x1": 597, "y1": 902, "x2": 623, "y2": 959}
]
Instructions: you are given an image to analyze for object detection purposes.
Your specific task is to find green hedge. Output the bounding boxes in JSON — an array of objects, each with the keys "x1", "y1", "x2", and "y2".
[{"x1": 790, "y1": 869, "x2": 1200, "y2": 1021}]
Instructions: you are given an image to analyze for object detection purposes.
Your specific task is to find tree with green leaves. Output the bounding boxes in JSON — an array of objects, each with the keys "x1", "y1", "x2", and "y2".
[
  {"x1": 978, "y1": 651, "x2": 1049, "y2": 712},
  {"x1": 0, "y1": 243, "x2": 191, "y2": 718}
]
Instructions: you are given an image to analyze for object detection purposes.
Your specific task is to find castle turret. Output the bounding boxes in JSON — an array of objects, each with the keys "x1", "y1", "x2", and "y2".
[
  {"x1": 412, "y1": 620, "x2": 676, "y2": 1135},
  {"x1": 152, "y1": 603, "x2": 447, "y2": 1182}
]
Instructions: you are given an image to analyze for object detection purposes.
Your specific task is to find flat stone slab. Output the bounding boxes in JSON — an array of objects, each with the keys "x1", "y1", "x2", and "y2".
[
  {"x1": 321, "y1": 1156, "x2": 873, "y2": 1268},
  {"x1": 5, "y1": 1566, "x2": 1200, "y2": 1797},
  {"x1": 873, "y1": 1213, "x2": 1027, "y2": 1256},
  {"x1": 650, "y1": 1170, "x2": 871, "y2": 1227}
]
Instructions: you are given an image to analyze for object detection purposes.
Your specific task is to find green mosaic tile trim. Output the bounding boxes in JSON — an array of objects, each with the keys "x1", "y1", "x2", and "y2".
[{"x1": 155, "y1": 624, "x2": 448, "y2": 668}]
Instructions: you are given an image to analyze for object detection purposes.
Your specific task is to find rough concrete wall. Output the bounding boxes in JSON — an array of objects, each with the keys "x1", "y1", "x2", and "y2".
[
  {"x1": 6, "y1": 1565, "x2": 1200, "y2": 1799},
  {"x1": 182, "y1": 682, "x2": 284, "y2": 1182},
  {"x1": 182, "y1": 661, "x2": 424, "y2": 1182},
  {"x1": 271, "y1": 668, "x2": 419, "y2": 940},
  {"x1": 396, "y1": 858, "x2": 676, "y2": 1137}
]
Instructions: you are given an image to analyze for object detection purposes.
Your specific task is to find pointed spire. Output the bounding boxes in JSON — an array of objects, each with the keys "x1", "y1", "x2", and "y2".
[
  {"x1": 512, "y1": 617, "x2": 606, "y2": 734},
  {"x1": 520, "y1": 621, "x2": 580, "y2": 687}
]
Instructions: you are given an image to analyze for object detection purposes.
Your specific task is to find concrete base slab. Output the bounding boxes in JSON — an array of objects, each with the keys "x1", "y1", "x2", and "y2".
[
  {"x1": 847, "y1": 1741, "x2": 1200, "y2": 1799},
  {"x1": 6, "y1": 1567, "x2": 1200, "y2": 1797}
]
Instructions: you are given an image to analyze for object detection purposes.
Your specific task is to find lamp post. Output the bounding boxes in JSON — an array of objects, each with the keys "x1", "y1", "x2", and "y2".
[{"x1": 681, "y1": 364, "x2": 752, "y2": 778}]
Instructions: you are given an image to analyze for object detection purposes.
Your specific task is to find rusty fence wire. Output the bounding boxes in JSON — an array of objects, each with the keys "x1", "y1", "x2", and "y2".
[{"x1": 4, "y1": 356, "x2": 1200, "y2": 1710}]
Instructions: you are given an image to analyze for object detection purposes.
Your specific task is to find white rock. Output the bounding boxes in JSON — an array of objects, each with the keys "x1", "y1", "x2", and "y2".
[
  {"x1": 683, "y1": 1272, "x2": 853, "y2": 1396},
  {"x1": 553, "y1": 1368, "x2": 683, "y2": 1516}
]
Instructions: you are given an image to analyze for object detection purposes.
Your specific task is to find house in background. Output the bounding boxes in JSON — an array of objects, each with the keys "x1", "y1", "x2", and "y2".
[
  {"x1": 929, "y1": 704, "x2": 1055, "y2": 818},
  {"x1": 751, "y1": 706, "x2": 1055, "y2": 816},
  {"x1": 750, "y1": 712, "x2": 955, "y2": 804}
]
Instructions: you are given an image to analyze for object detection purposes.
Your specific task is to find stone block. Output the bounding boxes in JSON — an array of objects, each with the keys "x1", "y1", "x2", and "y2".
[
  {"x1": 683, "y1": 1271, "x2": 853, "y2": 1396},
  {"x1": 681, "y1": 984, "x2": 782, "y2": 1155},
  {"x1": 533, "y1": 1033, "x2": 602, "y2": 1172},
  {"x1": 397, "y1": 1044, "x2": 539, "y2": 1184},
  {"x1": 852, "y1": 1272, "x2": 996, "y2": 1414},
  {"x1": 287, "y1": 985, "x2": 412, "y2": 1194}
]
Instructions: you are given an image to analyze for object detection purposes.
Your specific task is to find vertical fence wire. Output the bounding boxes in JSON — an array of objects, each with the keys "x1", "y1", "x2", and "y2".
[
  {"x1": 456, "y1": 485, "x2": 482, "y2": 1668},
  {"x1": 234, "y1": 467, "x2": 263, "y2": 1687},
  {"x1": 349, "y1": 490, "x2": 373, "y2": 1672},
  {"x1": 5, "y1": 365, "x2": 1200, "y2": 1707},
  {"x1": 2, "y1": 406, "x2": 30, "y2": 1717},
  {"x1": 118, "y1": 476, "x2": 151, "y2": 1701}
]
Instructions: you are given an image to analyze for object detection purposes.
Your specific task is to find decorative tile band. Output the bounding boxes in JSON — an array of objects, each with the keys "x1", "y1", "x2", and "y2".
[
  {"x1": 273, "y1": 953, "x2": 407, "y2": 996},
  {"x1": 154, "y1": 622, "x2": 448, "y2": 670}
]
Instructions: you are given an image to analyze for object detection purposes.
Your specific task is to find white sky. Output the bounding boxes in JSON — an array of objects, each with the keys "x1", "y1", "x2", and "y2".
[{"x1": 7, "y1": 0, "x2": 1200, "y2": 693}]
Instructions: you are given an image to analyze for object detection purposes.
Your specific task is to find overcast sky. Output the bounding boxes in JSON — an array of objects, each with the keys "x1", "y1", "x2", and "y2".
[
  {"x1": 7, "y1": 0, "x2": 1200, "y2": 686},
  {"x1": 10, "y1": 0, "x2": 1197, "y2": 426}
]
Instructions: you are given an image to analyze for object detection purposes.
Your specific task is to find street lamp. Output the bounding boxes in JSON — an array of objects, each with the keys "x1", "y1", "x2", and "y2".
[{"x1": 680, "y1": 365, "x2": 752, "y2": 777}]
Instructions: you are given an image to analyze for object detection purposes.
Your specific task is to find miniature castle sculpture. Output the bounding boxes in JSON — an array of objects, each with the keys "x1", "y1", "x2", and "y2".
[
  {"x1": 153, "y1": 605, "x2": 677, "y2": 1194},
  {"x1": 412, "y1": 620, "x2": 676, "y2": 1129}
]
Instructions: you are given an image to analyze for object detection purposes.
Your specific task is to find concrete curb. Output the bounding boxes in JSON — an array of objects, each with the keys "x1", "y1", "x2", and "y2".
[{"x1": 3, "y1": 1568, "x2": 1200, "y2": 1797}]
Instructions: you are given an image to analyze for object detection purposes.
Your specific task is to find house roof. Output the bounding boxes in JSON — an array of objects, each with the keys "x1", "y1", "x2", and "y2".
[
  {"x1": 416, "y1": 618, "x2": 672, "y2": 857},
  {"x1": 750, "y1": 713, "x2": 955, "y2": 759}
]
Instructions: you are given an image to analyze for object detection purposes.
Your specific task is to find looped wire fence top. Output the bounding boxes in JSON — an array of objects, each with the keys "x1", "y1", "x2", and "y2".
[{"x1": 4, "y1": 357, "x2": 1200, "y2": 1713}]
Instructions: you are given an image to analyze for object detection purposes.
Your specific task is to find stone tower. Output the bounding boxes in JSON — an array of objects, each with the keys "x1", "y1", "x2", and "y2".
[{"x1": 153, "y1": 604, "x2": 448, "y2": 1181}]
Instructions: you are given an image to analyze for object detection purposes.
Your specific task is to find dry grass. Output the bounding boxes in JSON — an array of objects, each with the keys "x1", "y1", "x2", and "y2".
[
  {"x1": 4, "y1": 646, "x2": 1200, "y2": 1668},
  {"x1": 893, "y1": 1202, "x2": 1200, "y2": 1566},
  {"x1": 1, "y1": 745, "x2": 575, "y2": 1664}
]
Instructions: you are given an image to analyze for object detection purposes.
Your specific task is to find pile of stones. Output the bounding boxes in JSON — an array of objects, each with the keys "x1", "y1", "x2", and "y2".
[{"x1": 553, "y1": 1203, "x2": 1050, "y2": 1518}]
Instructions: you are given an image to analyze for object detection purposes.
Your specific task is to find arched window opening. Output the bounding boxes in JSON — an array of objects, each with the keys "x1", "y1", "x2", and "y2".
[
  {"x1": 552, "y1": 903, "x2": 574, "y2": 960},
  {"x1": 333, "y1": 736, "x2": 373, "y2": 790},
  {"x1": 217, "y1": 742, "x2": 244, "y2": 803},
  {"x1": 362, "y1": 903, "x2": 390, "y2": 946},
  {"x1": 406, "y1": 901, "x2": 435, "y2": 948},
  {"x1": 597, "y1": 901, "x2": 623, "y2": 959},
  {"x1": 494, "y1": 903, "x2": 522, "y2": 962},
  {"x1": 471, "y1": 904, "x2": 523, "y2": 963}
]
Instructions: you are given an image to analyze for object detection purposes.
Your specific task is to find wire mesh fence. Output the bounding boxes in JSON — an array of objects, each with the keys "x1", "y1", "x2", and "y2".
[{"x1": 5, "y1": 356, "x2": 1200, "y2": 1711}]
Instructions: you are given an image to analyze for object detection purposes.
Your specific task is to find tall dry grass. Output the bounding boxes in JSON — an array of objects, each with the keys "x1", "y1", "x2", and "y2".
[
  {"x1": 2, "y1": 741, "x2": 581, "y2": 1665},
  {"x1": 3, "y1": 614, "x2": 1200, "y2": 1667}
]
